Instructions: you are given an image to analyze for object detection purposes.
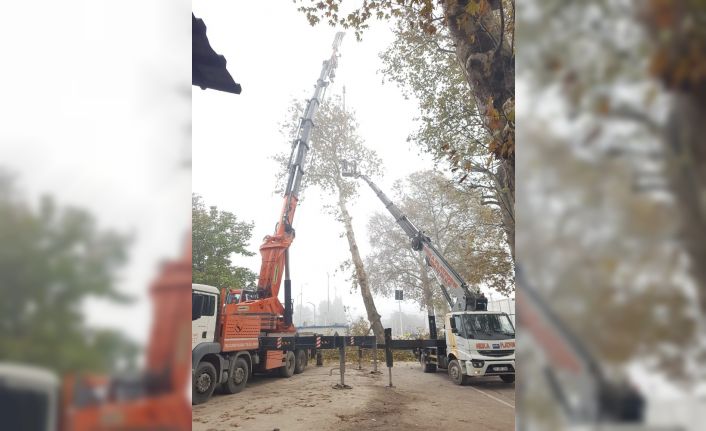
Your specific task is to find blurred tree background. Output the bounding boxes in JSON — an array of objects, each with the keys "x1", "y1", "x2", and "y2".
[
  {"x1": 514, "y1": 2, "x2": 706, "y2": 426},
  {"x1": 191, "y1": 193, "x2": 257, "y2": 289},
  {"x1": 517, "y1": 0, "x2": 704, "y2": 381},
  {"x1": 0, "y1": 170, "x2": 139, "y2": 374}
]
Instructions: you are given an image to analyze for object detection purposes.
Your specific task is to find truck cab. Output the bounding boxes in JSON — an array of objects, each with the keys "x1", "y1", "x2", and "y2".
[
  {"x1": 226, "y1": 288, "x2": 258, "y2": 304},
  {"x1": 441, "y1": 311, "x2": 516, "y2": 384},
  {"x1": 0, "y1": 363, "x2": 60, "y2": 431},
  {"x1": 192, "y1": 284, "x2": 219, "y2": 350}
]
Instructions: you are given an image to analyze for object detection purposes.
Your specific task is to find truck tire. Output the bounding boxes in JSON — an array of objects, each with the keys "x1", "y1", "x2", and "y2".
[
  {"x1": 448, "y1": 360, "x2": 468, "y2": 385},
  {"x1": 294, "y1": 349, "x2": 307, "y2": 374},
  {"x1": 279, "y1": 351, "x2": 296, "y2": 378},
  {"x1": 500, "y1": 374, "x2": 515, "y2": 383},
  {"x1": 423, "y1": 362, "x2": 437, "y2": 373},
  {"x1": 420, "y1": 353, "x2": 436, "y2": 373},
  {"x1": 192, "y1": 361, "x2": 217, "y2": 405},
  {"x1": 222, "y1": 358, "x2": 249, "y2": 394}
]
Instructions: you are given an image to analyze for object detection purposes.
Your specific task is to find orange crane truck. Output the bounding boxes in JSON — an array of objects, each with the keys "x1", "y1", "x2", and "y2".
[{"x1": 191, "y1": 32, "x2": 349, "y2": 405}]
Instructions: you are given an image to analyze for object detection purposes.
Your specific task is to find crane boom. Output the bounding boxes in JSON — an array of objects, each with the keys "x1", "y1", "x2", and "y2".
[
  {"x1": 238, "y1": 33, "x2": 344, "y2": 333},
  {"x1": 341, "y1": 161, "x2": 485, "y2": 312}
]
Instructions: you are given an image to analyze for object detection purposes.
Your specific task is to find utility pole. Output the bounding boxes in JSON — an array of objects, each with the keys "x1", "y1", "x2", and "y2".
[{"x1": 327, "y1": 272, "x2": 330, "y2": 326}]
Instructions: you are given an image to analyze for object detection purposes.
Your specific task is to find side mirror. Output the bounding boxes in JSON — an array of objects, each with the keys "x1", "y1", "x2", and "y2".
[{"x1": 449, "y1": 317, "x2": 458, "y2": 333}]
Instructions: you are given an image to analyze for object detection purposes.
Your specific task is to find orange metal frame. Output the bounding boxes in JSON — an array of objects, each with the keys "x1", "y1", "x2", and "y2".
[{"x1": 235, "y1": 195, "x2": 298, "y2": 333}]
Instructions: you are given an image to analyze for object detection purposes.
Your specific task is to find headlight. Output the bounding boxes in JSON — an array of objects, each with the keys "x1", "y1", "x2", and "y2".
[{"x1": 471, "y1": 360, "x2": 484, "y2": 368}]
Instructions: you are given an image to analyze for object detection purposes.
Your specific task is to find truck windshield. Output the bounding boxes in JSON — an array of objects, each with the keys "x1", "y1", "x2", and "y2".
[{"x1": 463, "y1": 313, "x2": 515, "y2": 340}]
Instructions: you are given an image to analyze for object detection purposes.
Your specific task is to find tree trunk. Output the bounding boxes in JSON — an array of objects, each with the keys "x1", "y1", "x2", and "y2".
[
  {"x1": 664, "y1": 94, "x2": 706, "y2": 313},
  {"x1": 443, "y1": 0, "x2": 515, "y2": 259},
  {"x1": 643, "y1": 0, "x2": 706, "y2": 314},
  {"x1": 496, "y1": 158, "x2": 515, "y2": 259},
  {"x1": 337, "y1": 194, "x2": 385, "y2": 343},
  {"x1": 418, "y1": 258, "x2": 437, "y2": 334}
]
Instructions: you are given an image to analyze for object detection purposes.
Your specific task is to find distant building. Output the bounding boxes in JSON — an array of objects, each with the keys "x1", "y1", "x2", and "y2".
[{"x1": 297, "y1": 324, "x2": 349, "y2": 336}]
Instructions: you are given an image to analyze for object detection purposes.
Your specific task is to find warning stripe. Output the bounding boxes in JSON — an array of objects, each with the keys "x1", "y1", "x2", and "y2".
[{"x1": 316, "y1": 336, "x2": 321, "y2": 348}]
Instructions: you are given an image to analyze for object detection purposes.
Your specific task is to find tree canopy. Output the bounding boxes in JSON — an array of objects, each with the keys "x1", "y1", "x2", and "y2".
[
  {"x1": 191, "y1": 193, "x2": 257, "y2": 289},
  {"x1": 379, "y1": 10, "x2": 514, "y2": 255},
  {"x1": 0, "y1": 171, "x2": 137, "y2": 373},
  {"x1": 517, "y1": 0, "x2": 704, "y2": 384},
  {"x1": 366, "y1": 170, "x2": 513, "y2": 317}
]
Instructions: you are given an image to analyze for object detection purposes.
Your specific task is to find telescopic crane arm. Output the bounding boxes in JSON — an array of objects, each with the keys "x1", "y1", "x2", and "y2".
[
  {"x1": 246, "y1": 33, "x2": 344, "y2": 332},
  {"x1": 340, "y1": 160, "x2": 486, "y2": 313}
]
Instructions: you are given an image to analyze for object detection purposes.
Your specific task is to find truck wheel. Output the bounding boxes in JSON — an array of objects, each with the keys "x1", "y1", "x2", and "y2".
[
  {"x1": 294, "y1": 349, "x2": 307, "y2": 374},
  {"x1": 423, "y1": 362, "x2": 437, "y2": 373},
  {"x1": 500, "y1": 374, "x2": 515, "y2": 383},
  {"x1": 222, "y1": 358, "x2": 249, "y2": 394},
  {"x1": 420, "y1": 354, "x2": 436, "y2": 373},
  {"x1": 279, "y1": 351, "x2": 296, "y2": 378},
  {"x1": 448, "y1": 360, "x2": 468, "y2": 385},
  {"x1": 192, "y1": 362, "x2": 217, "y2": 405}
]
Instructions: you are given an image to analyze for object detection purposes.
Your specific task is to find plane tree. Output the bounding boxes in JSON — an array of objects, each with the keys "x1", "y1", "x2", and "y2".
[
  {"x1": 366, "y1": 170, "x2": 513, "y2": 322},
  {"x1": 275, "y1": 96, "x2": 386, "y2": 342}
]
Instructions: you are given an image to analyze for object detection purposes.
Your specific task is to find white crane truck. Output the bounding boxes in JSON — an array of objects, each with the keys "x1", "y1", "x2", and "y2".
[{"x1": 342, "y1": 161, "x2": 516, "y2": 384}]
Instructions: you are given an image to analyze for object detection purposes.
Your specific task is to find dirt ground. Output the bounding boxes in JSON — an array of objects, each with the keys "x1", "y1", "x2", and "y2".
[{"x1": 192, "y1": 360, "x2": 515, "y2": 431}]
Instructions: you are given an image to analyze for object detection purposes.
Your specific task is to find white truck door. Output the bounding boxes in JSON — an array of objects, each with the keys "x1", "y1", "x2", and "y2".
[{"x1": 192, "y1": 291, "x2": 218, "y2": 350}]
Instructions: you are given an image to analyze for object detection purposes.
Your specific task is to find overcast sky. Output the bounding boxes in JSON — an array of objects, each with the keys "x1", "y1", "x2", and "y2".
[
  {"x1": 193, "y1": 1, "x2": 511, "y2": 329},
  {"x1": 0, "y1": 0, "x2": 191, "y2": 344},
  {"x1": 0, "y1": 0, "x2": 511, "y2": 346}
]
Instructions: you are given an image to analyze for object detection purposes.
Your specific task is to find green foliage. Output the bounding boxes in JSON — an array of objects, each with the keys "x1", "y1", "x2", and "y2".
[
  {"x1": 191, "y1": 194, "x2": 257, "y2": 289},
  {"x1": 349, "y1": 315, "x2": 372, "y2": 336},
  {"x1": 295, "y1": 0, "x2": 437, "y2": 41},
  {"x1": 380, "y1": 8, "x2": 489, "y2": 185},
  {"x1": 0, "y1": 171, "x2": 137, "y2": 374}
]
